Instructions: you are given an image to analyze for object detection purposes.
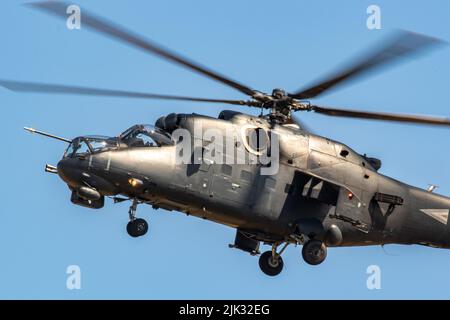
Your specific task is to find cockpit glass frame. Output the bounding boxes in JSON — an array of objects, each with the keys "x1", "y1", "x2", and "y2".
[
  {"x1": 75, "y1": 140, "x2": 91, "y2": 156},
  {"x1": 64, "y1": 136, "x2": 118, "y2": 158},
  {"x1": 64, "y1": 138, "x2": 89, "y2": 158},
  {"x1": 119, "y1": 124, "x2": 173, "y2": 148},
  {"x1": 63, "y1": 125, "x2": 172, "y2": 158},
  {"x1": 64, "y1": 141, "x2": 77, "y2": 158},
  {"x1": 84, "y1": 136, "x2": 118, "y2": 153}
]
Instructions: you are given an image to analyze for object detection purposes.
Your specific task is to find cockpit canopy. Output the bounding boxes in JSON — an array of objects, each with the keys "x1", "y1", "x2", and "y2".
[
  {"x1": 119, "y1": 124, "x2": 173, "y2": 148},
  {"x1": 64, "y1": 125, "x2": 172, "y2": 158},
  {"x1": 64, "y1": 136, "x2": 118, "y2": 158}
]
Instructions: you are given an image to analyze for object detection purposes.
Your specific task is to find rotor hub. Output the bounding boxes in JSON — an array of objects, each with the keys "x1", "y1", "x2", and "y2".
[{"x1": 271, "y1": 88, "x2": 287, "y2": 99}]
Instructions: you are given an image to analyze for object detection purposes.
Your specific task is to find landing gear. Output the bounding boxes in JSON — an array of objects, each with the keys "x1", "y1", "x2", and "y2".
[
  {"x1": 259, "y1": 251, "x2": 283, "y2": 276},
  {"x1": 127, "y1": 218, "x2": 148, "y2": 237},
  {"x1": 302, "y1": 240, "x2": 327, "y2": 265},
  {"x1": 256, "y1": 238, "x2": 327, "y2": 275},
  {"x1": 258, "y1": 243, "x2": 288, "y2": 276},
  {"x1": 126, "y1": 198, "x2": 148, "y2": 237}
]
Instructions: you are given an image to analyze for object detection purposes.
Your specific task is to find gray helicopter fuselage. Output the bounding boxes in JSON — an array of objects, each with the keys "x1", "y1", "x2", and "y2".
[{"x1": 57, "y1": 111, "x2": 450, "y2": 249}]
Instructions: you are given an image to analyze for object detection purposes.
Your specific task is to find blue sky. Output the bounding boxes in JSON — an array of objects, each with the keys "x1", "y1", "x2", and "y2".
[{"x1": 1, "y1": 0, "x2": 450, "y2": 299}]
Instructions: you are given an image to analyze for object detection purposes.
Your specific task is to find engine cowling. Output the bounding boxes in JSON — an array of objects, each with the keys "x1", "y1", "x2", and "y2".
[{"x1": 155, "y1": 113, "x2": 179, "y2": 133}]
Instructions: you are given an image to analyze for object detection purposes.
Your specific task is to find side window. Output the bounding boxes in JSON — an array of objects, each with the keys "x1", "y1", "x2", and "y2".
[
  {"x1": 74, "y1": 141, "x2": 90, "y2": 156},
  {"x1": 128, "y1": 133, "x2": 156, "y2": 147}
]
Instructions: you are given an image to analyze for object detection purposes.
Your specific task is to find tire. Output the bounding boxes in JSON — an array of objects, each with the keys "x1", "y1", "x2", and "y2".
[
  {"x1": 302, "y1": 240, "x2": 327, "y2": 265},
  {"x1": 258, "y1": 251, "x2": 284, "y2": 276},
  {"x1": 126, "y1": 218, "x2": 149, "y2": 237}
]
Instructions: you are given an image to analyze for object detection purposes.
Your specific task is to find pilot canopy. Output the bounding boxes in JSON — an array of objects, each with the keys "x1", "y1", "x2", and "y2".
[
  {"x1": 63, "y1": 125, "x2": 173, "y2": 158},
  {"x1": 119, "y1": 124, "x2": 173, "y2": 148}
]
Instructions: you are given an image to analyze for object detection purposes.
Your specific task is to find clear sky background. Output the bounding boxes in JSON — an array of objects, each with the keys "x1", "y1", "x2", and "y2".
[{"x1": 1, "y1": 0, "x2": 450, "y2": 299}]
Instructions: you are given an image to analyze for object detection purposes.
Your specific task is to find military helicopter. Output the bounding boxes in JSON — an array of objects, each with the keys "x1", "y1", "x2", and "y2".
[{"x1": 3, "y1": 1, "x2": 450, "y2": 276}]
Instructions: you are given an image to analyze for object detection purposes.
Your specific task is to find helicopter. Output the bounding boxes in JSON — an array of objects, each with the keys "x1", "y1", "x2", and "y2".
[{"x1": 2, "y1": 1, "x2": 450, "y2": 276}]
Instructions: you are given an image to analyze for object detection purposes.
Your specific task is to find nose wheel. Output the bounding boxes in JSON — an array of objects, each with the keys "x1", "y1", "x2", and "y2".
[{"x1": 126, "y1": 199, "x2": 149, "y2": 238}]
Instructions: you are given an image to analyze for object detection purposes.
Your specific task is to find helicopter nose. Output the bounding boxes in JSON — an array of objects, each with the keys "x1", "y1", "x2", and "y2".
[{"x1": 57, "y1": 158, "x2": 81, "y2": 187}]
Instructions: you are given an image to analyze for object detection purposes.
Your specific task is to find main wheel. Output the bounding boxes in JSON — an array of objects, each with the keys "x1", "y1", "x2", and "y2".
[
  {"x1": 302, "y1": 240, "x2": 327, "y2": 265},
  {"x1": 258, "y1": 251, "x2": 284, "y2": 276},
  {"x1": 126, "y1": 218, "x2": 149, "y2": 237}
]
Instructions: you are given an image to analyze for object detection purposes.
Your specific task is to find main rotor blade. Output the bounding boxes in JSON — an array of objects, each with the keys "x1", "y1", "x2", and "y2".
[
  {"x1": 0, "y1": 79, "x2": 250, "y2": 105},
  {"x1": 28, "y1": 1, "x2": 257, "y2": 97},
  {"x1": 290, "y1": 31, "x2": 444, "y2": 100},
  {"x1": 311, "y1": 105, "x2": 450, "y2": 126}
]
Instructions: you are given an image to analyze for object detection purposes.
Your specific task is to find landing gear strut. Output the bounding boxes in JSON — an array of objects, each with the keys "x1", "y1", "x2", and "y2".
[
  {"x1": 258, "y1": 243, "x2": 288, "y2": 276},
  {"x1": 126, "y1": 199, "x2": 148, "y2": 238}
]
